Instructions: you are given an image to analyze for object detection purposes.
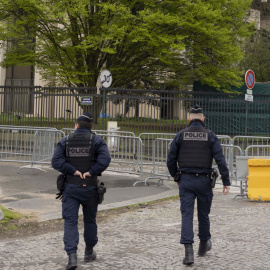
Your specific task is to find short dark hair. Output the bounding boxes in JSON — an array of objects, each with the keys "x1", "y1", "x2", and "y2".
[{"x1": 76, "y1": 120, "x2": 92, "y2": 130}]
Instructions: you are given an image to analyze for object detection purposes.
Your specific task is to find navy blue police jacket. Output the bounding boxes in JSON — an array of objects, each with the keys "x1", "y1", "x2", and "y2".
[
  {"x1": 167, "y1": 120, "x2": 230, "y2": 186},
  {"x1": 52, "y1": 128, "x2": 111, "y2": 176}
]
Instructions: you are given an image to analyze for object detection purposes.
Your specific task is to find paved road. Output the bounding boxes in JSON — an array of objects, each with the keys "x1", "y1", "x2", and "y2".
[
  {"x1": 0, "y1": 164, "x2": 177, "y2": 221},
  {"x1": 1, "y1": 190, "x2": 269, "y2": 270}
]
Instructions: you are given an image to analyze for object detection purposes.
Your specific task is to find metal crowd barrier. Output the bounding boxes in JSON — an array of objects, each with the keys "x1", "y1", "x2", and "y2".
[
  {"x1": 217, "y1": 144, "x2": 244, "y2": 186},
  {"x1": 232, "y1": 136, "x2": 270, "y2": 151},
  {"x1": 138, "y1": 137, "x2": 245, "y2": 187},
  {"x1": 0, "y1": 127, "x2": 64, "y2": 173},
  {"x1": 138, "y1": 138, "x2": 173, "y2": 186},
  {"x1": 61, "y1": 128, "x2": 135, "y2": 137},
  {"x1": 138, "y1": 133, "x2": 175, "y2": 170},
  {"x1": 245, "y1": 144, "x2": 270, "y2": 157},
  {"x1": 96, "y1": 134, "x2": 143, "y2": 181},
  {"x1": 2, "y1": 126, "x2": 270, "y2": 192},
  {"x1": 217, "y1": 135, "x2": 232, "y2": 145}
]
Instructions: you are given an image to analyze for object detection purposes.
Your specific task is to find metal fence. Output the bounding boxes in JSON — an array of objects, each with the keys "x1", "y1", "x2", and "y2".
[
  {"x1": 1, "y1": 86, "x2": 270, "y2": 136},
  {"x1": 97, "y1": 134, "x2": 143, "y2": 180},
  {"x1": 0, "y1": 127, "x2": 65, "y2": 172},
  {"x1": 1, "y1": 124, "x2": 270, "y2": 196}
]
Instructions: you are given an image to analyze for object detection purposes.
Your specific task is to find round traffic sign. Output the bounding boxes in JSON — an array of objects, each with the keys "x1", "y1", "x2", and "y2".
[
  {"x1": 245, "y1": 69, "x2": 255, "y2": 89},
  {"x1": 100, "y1": 70, "x2": 112, "y2": 88}
]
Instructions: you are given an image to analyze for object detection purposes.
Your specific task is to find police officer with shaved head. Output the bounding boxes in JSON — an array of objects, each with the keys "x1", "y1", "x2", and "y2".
[
  {"x1": 167, "y1": 104, "x2": 230, "y2": 266},
  {"x1": 52, "y1": 112, "x2": 111, "y2": 270}
]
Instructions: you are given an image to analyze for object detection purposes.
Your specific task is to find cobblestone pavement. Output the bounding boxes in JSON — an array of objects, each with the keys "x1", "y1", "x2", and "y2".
[{"x1": 0, "y1": 192, "x2": 270, "y2": 270}]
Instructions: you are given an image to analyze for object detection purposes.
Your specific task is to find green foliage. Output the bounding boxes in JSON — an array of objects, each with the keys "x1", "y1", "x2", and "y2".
[
  {"x1": 241, "y1": 29, "x2": 270, "y2": 82},
  {"x1": 0, "y1": 0, "x2": 254, "y2": 90}
]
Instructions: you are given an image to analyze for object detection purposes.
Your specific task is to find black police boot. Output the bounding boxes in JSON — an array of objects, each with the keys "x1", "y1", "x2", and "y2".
[
  {"x1": 198, "y1": 239, "x2": 212, "y2": 257},
  {"x1": 84, "y1": 246, "x2": 97, "y2": 262},
  {"x1": 66, "y1": 253, "x2": 77, "y2": 270},
  {"x1": 183, "y1": 244, "x2": 194, "y2": 266}
]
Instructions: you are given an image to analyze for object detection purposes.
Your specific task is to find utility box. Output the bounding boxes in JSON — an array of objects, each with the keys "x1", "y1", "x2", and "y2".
[
  {"x1": 107, "y1": 121, "x2": 119, "y2": 151},
  {"x1": 248, "y1": 159, "x2": 270, "y2": 201}
]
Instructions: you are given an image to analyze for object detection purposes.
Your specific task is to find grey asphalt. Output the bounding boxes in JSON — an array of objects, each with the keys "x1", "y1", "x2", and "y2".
[{"x1": 0, "y1": 163, "x2": 179, "y2": 221}]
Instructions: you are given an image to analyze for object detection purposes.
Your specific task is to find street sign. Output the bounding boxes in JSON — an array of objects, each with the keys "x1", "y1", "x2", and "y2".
[
  {"x1": 100, "y1": 70, "x2": 112, "y2": 88},
  {"x1": 247, "y1": 89, "x2": 252, "y2": 95},
  {"x1": 245, "y1": 69, "x2": 255, "y2": 89},
  {"x1": 81, "y1": 96, "x2": 93, "y2": 105},
  {"x1": 245, "y1": 94, "x2": 253, "y2": 102}
]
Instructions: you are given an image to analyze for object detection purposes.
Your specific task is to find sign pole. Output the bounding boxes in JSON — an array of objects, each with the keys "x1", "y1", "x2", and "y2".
[
  {"x1": 245, "y1": 101, "x2": 248, "y2": 136},
  {"x1": 244, "y1": 69, "x2": 255, "y2": 135},
  {"x1": 100, "y1": 70, "x2": 112, "y2": 131},
  {"x1": 102, "y1": 88, "x2": 106, "y2": 130}
]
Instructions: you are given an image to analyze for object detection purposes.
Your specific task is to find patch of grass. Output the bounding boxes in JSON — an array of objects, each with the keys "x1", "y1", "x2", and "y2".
[{"x1": 0, "y1": 205, "x2": 21, "y2": 225}]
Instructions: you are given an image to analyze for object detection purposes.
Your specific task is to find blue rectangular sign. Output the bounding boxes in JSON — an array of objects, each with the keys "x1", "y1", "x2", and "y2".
[{"x1": 81, "y1": 96, "x2": 93, "y2": 106}]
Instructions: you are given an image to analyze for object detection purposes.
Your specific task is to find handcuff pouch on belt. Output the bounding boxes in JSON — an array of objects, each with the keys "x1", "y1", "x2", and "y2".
[
  {"x1": 211, "y1": 169, "x2": 218, "y2": 189},
  {"x1": 56, "y1": 173, "x2": 66, "y2": 200},
  {"x1": 97, "y1": 182, "x2": 106, "y2": 204}
]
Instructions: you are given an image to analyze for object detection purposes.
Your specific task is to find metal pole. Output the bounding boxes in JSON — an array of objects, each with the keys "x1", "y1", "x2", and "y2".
[
  {"x1": 245, "y1": 101, "x2": 248, "y2": 136},
  {"x1": 102, "y1": 88, "x2": 105, "y2": 130}
]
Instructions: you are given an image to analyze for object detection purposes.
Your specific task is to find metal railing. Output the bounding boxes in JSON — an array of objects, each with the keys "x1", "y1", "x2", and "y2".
[
  {"x1": 0, "y1": 127, "x2": 65, "y2": 172},
  {"x1": 1, "y1": 86, "x2": 270, "y2": 135},
  {"x1": 232, "y1": 136, "x2": 270, "y2": 152},
  {"x1": 96, "y1": 134, "x2": 143, "y2": 181},
  {"x1": 61, "y1": 128, "x2": 135, "y2": 137},
  {"x1": 0, "y1": 125, "x2": 269, "y2": 196},
  {"x1": 138, "y1": 133, "x2": 175, "y2": 168},
  {"x1": 245, "y1": 145, "x2": 270, "y2": 157}
]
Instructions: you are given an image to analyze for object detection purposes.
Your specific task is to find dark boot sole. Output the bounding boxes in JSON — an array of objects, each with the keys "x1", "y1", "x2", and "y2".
[
  {"x1": 84, "y1": 257, "x2": 96, "y2": 262},
  {"x1": 84, "y1": 255, "x2": 97, "y2": 262},
  {"x1": 183, "y1": 261, "x2": 194, "y2": 266},
  {"x1": 66, "y1": 266, "x2": 77, "y2": 270}
]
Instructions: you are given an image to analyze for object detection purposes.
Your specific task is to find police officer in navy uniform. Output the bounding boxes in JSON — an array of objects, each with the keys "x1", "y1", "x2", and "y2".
[
  {"x1": 52, "y1": 112, "x2": 111, "y2": 270},
  {"x1": 167, "y1": 104, "x2": 230, "y2": 266}
]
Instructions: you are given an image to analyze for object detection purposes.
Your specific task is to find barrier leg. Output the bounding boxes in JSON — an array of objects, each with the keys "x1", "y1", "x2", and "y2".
[
  {"x1": 234, "y1": 180, "x2": 248, "y2": 199},
  {"x1": 17, "y1": 163, "x2": 47, "y2": 174}
]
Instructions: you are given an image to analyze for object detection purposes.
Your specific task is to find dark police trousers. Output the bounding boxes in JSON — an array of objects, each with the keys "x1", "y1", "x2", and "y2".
[
  {"x1": 179, "y1": 174, "x2": 213, "y2": 244},
  {"x1": 62, "y1": 183, "x2": 98, "y2": 254}
]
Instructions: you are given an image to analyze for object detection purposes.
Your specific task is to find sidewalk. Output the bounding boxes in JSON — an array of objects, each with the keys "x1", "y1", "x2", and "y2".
[{"x1": 0, "y1": 163, "x2": 179, "y2": 221}]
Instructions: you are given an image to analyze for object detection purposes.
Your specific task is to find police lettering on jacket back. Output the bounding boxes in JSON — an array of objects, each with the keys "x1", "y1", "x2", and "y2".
[
  {"x1": 183, "y1": 131, "x2": 208, "y2": 141},
  {"x1": 68, "y1": 146, "x2": 90, "y2": 157},
  {"x1": 66, "y1": 133, "x2": 96, "y2": 177},
  {"x1": 178, "y1": 126, "x2": 213, "y2": 169}
]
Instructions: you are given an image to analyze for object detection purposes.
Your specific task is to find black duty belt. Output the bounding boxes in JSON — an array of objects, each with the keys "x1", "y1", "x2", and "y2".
[
  {"x1": 180, "y1": 172, "x2": 211, "y2": 178},
  {"x1": 66, "y1": 177, "x2": 98, "y2": 186}
]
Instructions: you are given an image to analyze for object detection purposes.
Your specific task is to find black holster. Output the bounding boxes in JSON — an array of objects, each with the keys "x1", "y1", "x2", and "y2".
[
  {"x1": 57, "y1": 174, "x2": 66, "y2": 192},
  {"x1": 97, "y1": 182, "x2": 106, "y2": 204},
  {"x1": 174, "y1": 172, "x2": 181, "y2": 183},
  {"x1": 211, "y1": 169, "x2": 218, "y2": 188}
]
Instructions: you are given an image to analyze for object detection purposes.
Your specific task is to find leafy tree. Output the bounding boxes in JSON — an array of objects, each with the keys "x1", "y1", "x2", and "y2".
[
  {"x1": 251, "y1": 0, "x2": 270, "y2": 16},
  {"x1": 241, "y1": 29, "x2": 270, "y2": 82},
  {"x1": 0, "y1": 0, "x2": 254, "y2": 90}
]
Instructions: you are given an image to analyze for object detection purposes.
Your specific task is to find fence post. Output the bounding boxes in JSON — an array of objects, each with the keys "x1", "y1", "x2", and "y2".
[{"x1": 102, "y1": 88, "x2": 106, "y2": 130}]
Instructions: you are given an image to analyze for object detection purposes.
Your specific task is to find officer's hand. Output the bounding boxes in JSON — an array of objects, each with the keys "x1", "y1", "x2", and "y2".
[
  {"x1": 74, "y1": 170, "x2": 83, "y2": 179},
  {"x1": 55, "y1": 192, "x2": 63, "y2": 200},
  {"x1": 82, "y1": 172, "x2": 91, "y2": 179},
  {"x1": 223, "y1": 186, "x2": 230, "y2": 195}
]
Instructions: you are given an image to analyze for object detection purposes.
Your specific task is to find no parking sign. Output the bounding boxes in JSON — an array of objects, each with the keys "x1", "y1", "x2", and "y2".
[
  {"x1": 245, "y1": 70, "x2": 255, "y2": 102},
  {"x1": 245, "y1": 69, "x2": 255, "y2": 89}
]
